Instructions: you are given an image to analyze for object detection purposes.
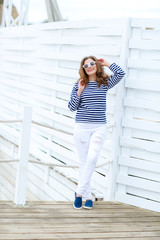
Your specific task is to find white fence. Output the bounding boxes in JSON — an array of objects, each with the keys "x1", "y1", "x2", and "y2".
[
  {"x1": 0, "y1": 17, "x2": 160, "y2": 212},
  {"x1": 115, "y1": 18, "x2": 160, "y2": 212}
]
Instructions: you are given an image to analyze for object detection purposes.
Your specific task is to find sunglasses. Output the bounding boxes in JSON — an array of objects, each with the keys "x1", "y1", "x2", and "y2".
[{"x1": 83, "y1": 61, "x2": 96, "y2": 69}]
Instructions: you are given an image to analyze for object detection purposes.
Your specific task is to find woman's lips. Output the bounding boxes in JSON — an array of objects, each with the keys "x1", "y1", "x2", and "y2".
[{"x1": 87, "y1": 68, "x2": 94, "y2": 72}]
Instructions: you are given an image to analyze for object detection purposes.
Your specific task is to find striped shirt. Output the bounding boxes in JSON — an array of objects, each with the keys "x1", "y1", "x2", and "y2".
[{"x1": 68, "y1": 63, "x2": 125, "y2": 123}]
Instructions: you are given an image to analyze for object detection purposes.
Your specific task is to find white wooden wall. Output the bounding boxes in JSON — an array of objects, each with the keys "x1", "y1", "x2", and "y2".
[
  {"x1": 115, "y1": 18, "x2": 160, "y2": 212},
  {"x1": 0, "y1": 18, "x2": 125, "y2": 202},
  {"x1": 0, "y1": 17, "x2": 160, "y2": 212}
]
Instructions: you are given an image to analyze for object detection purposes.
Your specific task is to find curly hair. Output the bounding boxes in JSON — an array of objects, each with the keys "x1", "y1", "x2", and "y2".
[{"x1": 78, "y1": 56, "x2": 109, "y2": 88}]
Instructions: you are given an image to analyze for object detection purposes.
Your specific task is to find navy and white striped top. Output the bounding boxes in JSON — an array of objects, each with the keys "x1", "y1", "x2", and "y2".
[{"x1": 68, "y1": 63, "x2": 125, "y2": 123}]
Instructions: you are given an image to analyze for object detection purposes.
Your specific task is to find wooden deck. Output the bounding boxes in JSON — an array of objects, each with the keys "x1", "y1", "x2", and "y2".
[{"x1": 0, "y1": 201, "x2": 160, "y2": 240}]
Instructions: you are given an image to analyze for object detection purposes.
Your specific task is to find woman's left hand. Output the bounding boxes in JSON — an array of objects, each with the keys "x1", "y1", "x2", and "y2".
[{"x1": 98, "y1": 58, "x2": 111, "y2": 68}]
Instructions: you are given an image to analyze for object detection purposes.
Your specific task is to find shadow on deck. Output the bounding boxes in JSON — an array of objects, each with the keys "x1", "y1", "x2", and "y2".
[{"x1": 0, "y1": 201, "x2": 160, "y2": 239}]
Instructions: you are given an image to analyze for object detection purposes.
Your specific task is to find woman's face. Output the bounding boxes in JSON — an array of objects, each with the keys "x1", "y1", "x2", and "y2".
[{"x1": 83, "y1": 58, "x2": 97, "y2": 76}]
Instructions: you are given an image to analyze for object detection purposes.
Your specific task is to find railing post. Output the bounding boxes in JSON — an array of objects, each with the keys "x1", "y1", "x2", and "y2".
[{"x1": 14, "y1": 106, "x2": 32, "y2": 206}]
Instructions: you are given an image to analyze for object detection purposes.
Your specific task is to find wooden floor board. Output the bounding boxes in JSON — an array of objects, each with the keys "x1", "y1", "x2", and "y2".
[{"x1": 0, "y1": 201, "x2": 159, "y2": 240}]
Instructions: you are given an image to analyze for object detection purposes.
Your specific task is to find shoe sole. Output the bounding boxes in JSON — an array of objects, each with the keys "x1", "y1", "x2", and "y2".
[
  {"x1": 83, "y1": 205, "x2": 92, "y2": 210},
  {"x1": 73, "y1": 204, "x2": 82, "y2": 210}
]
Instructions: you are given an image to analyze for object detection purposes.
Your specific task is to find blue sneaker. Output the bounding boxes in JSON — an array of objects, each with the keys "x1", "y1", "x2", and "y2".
[
  {"x1": 73, "y1": 192, "x2": 82, "y2": 209},
  {"x1": 83, "y1": 200, "x2": 93, "y2": 209}
]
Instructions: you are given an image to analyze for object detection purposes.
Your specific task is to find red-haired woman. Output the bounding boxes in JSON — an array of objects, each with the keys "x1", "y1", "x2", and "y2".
[{"x1": 68, "y1": 56, "x2": 125, "y2": 209}]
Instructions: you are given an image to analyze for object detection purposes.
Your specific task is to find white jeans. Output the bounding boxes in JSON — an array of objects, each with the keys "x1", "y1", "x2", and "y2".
[{"x1": 73, "y1": 123, "x2": 107, "y2": 200}]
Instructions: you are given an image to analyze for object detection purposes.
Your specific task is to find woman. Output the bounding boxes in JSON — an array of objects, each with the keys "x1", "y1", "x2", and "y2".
[{"x1": 68, "y1": 56, "x2": 125, "y2": 210}]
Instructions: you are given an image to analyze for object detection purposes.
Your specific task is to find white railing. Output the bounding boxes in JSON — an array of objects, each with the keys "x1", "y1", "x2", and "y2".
[{"x1": 0, "y1": 106, "x2": 114, "y2": 205}]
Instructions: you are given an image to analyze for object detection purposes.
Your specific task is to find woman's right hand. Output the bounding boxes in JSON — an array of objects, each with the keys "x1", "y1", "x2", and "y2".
[{"x1": 77, "y1": 79, "x2": 85, "y2": 97}]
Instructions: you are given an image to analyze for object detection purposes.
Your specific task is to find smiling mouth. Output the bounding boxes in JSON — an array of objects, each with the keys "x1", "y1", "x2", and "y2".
[{"x1": 87, "y1": 68, "x2": 94, "y2": 72}]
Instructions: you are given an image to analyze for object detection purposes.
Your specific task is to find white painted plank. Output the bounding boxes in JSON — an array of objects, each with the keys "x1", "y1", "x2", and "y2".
[
  {"x1": 115, "y1": 192, "x2": 160, "y2": 212},
  {"x1": 128, "y1": 167, "x2": 160, "y2": 184},
  {"x1": 39, "y1": 37, "x2": 120, "y2": 46},
  {"x1": 38, "y1": 18, "x2": 124, "y2": 30},
  {"x1": 129, "y1": 39, "x2": 160, "y2": 50},
  {"x1": 119, "y1": 155, "x2": 160, "y2": 173},
  {"x1": 116, "y1": 174, "x2": 160, "y2": 193},
  {"x1": 122, "y1": 118, "x2": 160, "y2": 133},
  {"x1": 2, "y1": 66, "x2": 34, "y2": 77},
  {"x1": 34, "y1": 65, "x2": 78, "y2": 78},
  {"x1": 127, "y1": 186, "x2": 160, "y2": 203},
  {"x1": 130, "y1": 149, "x2": 160, "y2": 164},
  {"x1": 120, "y1": 136, "x2": 160, "y2": 153},
  {"x1": 127, "y1": 58, "x2": 160, "y2": 70},
  {"x1": 131, "y1": 18, "x2": 160, "y2": 29},
  {"x1": 2, "y1": 44, "x2": 35, "y2": 51},
  {"x1": 125, "y1": 78, "x2": 160, "y2": 92},
  {"x1": 124, "y1": 97, "x2": 160, "y2": 112},
  {"x1": 142, "y1": 28, "x2": 160, "y2": 40},
  {"x1": 134, "y1": 108, "x2": 160, "y2": 123},
  {"x1": 1, "y1": 55, "x2": 35, "y2": 64},
  {"x1": 132, "y1": 129, "x2": 160, "y2": 145}
]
